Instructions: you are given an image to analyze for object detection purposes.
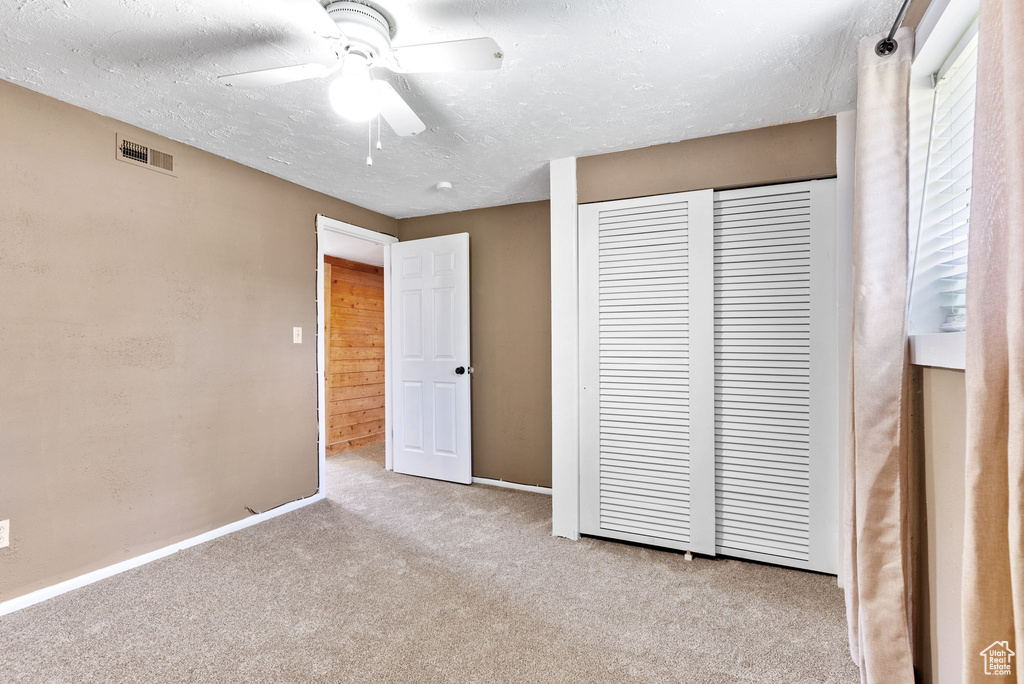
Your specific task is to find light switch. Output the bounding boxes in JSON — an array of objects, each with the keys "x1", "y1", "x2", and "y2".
[{"x1": 293, "y1": 327, "x2": 302, "y2": 344}]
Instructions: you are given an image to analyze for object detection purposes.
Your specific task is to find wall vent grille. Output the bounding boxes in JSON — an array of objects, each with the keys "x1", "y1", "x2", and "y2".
[
  {"x1": 121, "y1": 139, "x2": 148, "y2": 164},
  {"x1": 149, "y1": 149, "x2": 174, "y2": 172},
  {"x1": 116, "y1": 134, "x2": 176, "y2": 177}
]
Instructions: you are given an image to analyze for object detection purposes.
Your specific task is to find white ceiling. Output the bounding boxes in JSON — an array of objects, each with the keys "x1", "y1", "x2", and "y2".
[
  {"x1": 0, "y1": 0, "x2": 894, "y2": 218},
  {"x1": 324, "y1": 229, "x2": 385, "y2": 265}
]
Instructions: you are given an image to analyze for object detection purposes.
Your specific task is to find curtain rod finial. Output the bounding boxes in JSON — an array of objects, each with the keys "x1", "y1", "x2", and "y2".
[{"x1": 876, "y1": 37, "x2": 898, "y2": 57}]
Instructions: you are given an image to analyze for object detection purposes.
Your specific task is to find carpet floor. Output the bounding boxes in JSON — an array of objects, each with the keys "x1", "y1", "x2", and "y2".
[{"x1": 1, "y1": 445, "x2": 859, "y2": 683}]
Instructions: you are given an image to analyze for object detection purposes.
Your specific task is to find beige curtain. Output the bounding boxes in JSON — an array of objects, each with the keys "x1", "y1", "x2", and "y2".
[
  {"x1": 962, "y1": 0, "x2": 1024, "y2": 681},
  {"x1": 843, "y1": 27, "x2": 916, "y2": 683}
]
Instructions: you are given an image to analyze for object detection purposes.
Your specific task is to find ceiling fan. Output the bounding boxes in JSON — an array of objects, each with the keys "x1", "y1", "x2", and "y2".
[{"x1": 217, "y1": 0, "x2": 504, "y2": 138}]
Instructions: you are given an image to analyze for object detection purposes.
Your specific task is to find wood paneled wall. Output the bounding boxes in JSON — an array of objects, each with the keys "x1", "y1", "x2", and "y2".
[{"x1": 324, "y1": 256, "x2": 385, "y2": 455}]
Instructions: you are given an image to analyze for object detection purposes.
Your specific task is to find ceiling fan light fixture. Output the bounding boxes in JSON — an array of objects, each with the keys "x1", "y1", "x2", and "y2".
[
  {"x1": 329, "y1": 72, "x2": 384, "y2": 122},
  {"x1": 219, "y1": 0, "x2": 503, "y2": 140}
]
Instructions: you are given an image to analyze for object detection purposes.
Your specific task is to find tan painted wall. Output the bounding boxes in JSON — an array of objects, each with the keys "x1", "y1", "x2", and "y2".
[
  {"x1": 577, "y1": 117, "x2": 837, "y2": 204},
  {"x1": 397, "y1": 202, "x2": 553, "y2": 487},
  {"x1": 915, "y1": 367, "x2": 966, "y2": 684},
  {"x1": 906, "y1": 0, "x2": 935, "y2": 30},
  {"x1": 0, "y1": 79, "x2": 397, "y2": 603}
]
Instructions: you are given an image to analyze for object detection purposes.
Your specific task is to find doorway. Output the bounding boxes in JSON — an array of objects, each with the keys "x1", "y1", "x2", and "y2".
[
  {"x1": 316, "y1": 216, "x2": 398, "y2": 486},
  {"x1": 316, "y1": 215, "x2": 474, "y2": 489},
  {"x1": 324, "y1": 253, "x2": 386, "y2": 454}
]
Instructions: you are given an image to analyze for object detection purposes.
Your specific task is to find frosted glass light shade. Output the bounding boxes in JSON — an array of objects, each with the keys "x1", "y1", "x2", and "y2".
[{"x1": 329, "y1": 73, "x2": 383, "y2": 121}]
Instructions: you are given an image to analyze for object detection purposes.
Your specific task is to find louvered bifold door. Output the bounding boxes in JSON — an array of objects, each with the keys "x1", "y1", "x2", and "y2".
[
  {"x1": 712, "y1": 179, "x2": 838, "y2": 572},
  {"x1": 579, "y1": 190, "x2": 715, "y2": 555}
]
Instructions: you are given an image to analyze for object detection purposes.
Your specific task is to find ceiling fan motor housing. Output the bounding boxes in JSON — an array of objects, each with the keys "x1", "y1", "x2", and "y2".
[{"x1": 325, "y1": 1, "x2": 393, "y2": 62}]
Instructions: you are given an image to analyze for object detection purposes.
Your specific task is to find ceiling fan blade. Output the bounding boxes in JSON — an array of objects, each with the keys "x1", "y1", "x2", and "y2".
[
  {"x1": 389, "y1": 37, "x2": 504, "y2": 73},
  {"x1": 373, "y1": 81, "x2": 426, "y2": 137},
  {"x1": 279, "y1": 0, "x2": 343, "y2": 38},
  {"x1": 218, "y1": 62, "x2": 332, "y2": 88}
]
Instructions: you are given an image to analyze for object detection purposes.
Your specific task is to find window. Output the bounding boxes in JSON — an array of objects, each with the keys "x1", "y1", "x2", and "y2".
[{"x1": 908, "y1": 21, "x2": 978, "y2": 337}]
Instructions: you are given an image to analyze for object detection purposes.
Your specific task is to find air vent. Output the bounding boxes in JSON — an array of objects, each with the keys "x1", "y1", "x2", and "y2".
[
  {"x1": 116, "y1": 134, "x2": 176, "y2": 177},
  {"x1": 121, "y1": 139, "x2": 148, "y2": 164},
  {"x1": 149, "y1": 149, "x2": 173, "y2": 172}
]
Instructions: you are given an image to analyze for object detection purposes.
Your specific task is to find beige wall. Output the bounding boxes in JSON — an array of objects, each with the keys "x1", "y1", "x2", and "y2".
[
  {"x1": 397, "y1": 202, "x2": 553, "y2": 487},
  {"x1": 577, "y1": 117, "x2": 837, "y2": 204},
  {"x1": 0, "y1": 79, "x2": 397, "y2": 603},
  {"x1": 906, "y1": 0, "x2": 935, "y2": 30},
  {"x1": 915, "y1": 367, "x2": 966, "y2": 684}
]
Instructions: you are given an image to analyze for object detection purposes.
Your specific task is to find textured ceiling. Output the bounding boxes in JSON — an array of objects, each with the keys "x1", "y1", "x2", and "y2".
[{"x1": 0, "y1": 0, "x2": 895, "y2": 218}]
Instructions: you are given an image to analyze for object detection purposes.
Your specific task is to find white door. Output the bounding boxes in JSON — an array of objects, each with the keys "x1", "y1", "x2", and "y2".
[
  {"x1": 578, "y1": 189, "x2": 716, "y2": 555},
  {"x1": 390, "y1": 233, "x2": 472, "y2": 484},
  {"x1": 712, "y1": 180, "x2": 838, "y2": 572}
]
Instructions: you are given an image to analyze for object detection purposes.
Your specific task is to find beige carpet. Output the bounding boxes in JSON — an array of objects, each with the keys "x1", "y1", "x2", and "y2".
[{"x1": 0, "y1": 445, "x2": 858, "y2": 683}]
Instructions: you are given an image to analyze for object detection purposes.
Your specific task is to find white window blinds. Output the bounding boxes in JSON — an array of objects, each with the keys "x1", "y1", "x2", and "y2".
[{"x1": 910, "y1": 25, "x2": 978, "y2": 334}]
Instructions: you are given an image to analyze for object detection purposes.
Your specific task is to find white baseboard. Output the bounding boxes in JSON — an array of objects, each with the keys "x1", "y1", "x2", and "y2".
[
  {"x1": 0, "y1": 491, "x2": 325, "y2": 617},
  {"x1": 472, "y1": 477, "x2": 552, "y2": 495}
]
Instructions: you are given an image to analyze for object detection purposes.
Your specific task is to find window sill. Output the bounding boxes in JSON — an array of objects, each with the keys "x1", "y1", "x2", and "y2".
[{"x1": 910, "y1": 332, "x2": 966, "y2": 370}]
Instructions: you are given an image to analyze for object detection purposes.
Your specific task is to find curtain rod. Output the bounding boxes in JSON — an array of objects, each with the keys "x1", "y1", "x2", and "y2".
[{"x1": 875, "y1": 0, "x2": 914, "y2": 56}]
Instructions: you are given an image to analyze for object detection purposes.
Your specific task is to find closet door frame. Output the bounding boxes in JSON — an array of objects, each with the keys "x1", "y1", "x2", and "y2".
[
  {"x1": 578, "y1": 189, "x2": 716, "y2": 555},
  {"x1": 806, "y1": 179, "x2": 839, "y2": 574}
]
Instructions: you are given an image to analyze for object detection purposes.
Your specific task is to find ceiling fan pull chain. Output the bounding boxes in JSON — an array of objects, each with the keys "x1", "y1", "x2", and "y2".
[
  {"x1": 376, "y1": 114, "x2": 382, "y2": 150},
  {"x1": 366, "y1": 118, "x2": 373, "y2": 166}
]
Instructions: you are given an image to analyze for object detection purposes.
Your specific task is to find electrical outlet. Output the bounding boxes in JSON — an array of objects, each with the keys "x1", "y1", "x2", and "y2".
[
  {"x1": 0, "y1": 520, "x2": 9, "y2": 549},
  {"x1": 293, "y1": 327, "x2": 302, "y2": 344}
]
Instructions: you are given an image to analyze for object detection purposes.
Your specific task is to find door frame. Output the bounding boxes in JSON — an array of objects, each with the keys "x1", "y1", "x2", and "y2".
[{"x1": 316, "y1": 215, "x2": 399, "y2": 489}]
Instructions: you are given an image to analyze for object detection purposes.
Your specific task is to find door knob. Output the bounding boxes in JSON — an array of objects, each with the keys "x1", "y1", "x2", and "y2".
[{"x1": 455, "y1": 366, "x2": 465, "y2": 375}]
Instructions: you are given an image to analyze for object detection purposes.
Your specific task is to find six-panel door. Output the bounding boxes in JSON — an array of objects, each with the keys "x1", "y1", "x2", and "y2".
[{"x1": 390, "y1": 233, "x2": 472, "y2": 484}]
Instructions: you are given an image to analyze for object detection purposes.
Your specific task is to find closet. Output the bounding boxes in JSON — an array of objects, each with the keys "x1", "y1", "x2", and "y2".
[{"x1": 578, "y1": 179, "x2": 839, "y2": 573}]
